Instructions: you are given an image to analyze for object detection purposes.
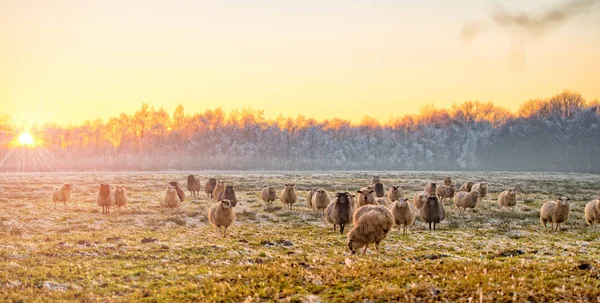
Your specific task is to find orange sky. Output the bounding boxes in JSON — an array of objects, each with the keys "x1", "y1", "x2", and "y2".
[{"x1": 1, "y1": 0, "x2": 599, "y2": 126}]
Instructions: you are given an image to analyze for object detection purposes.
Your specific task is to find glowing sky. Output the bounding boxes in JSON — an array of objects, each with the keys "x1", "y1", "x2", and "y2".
[{"x1": 1, "y1": 0, "x2": 599, "y2": 126}]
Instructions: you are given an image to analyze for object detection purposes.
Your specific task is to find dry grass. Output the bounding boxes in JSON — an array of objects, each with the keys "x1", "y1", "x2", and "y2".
[{"x1": 1, "y1": 171, "x2": 600, "y2": 301}]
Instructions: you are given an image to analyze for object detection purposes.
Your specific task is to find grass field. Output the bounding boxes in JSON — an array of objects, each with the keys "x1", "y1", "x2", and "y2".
[{"x1": 1, "y1": 171, "x2": 600, "y2": 302}]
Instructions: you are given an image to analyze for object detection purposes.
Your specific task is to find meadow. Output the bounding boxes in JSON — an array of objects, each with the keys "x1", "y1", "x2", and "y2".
[{"x1": 1, "y1": 171, "x2": 600, "y2": 302}]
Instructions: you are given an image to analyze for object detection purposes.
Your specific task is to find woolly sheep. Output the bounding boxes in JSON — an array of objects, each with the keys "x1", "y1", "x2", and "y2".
[
  {"x1": 169, "y1": 181, "x2": 185, "y2": 202},
  {"x1": 387, "y1": 186, "x2": 403, "y2": 202},
  {"x1": 161, "y1": 186, "x2": 181, "y2": 209},
  {"x1": 187, "y1": 175, "x2": 201, "y2": 197},
  {"x1": 205, "y1": 178, "x2": 217, "y2": 198},
  {"x1": 356, "y1": 187, "x2": 376, "y2": 208},
  {"x1": 114, "y1": 185, "x2": 128, "y2": 212},
  {"x1": 412, "y1": 191, "x2": 429, "y2": 209},
  {"x1": 420, "y1": 196, "x2": 445, "y2": 230},
  {"x1": 217, "y1": 185, "x2": 238, "y2": 207},
  {"x1": 443, "y1": 177, "x2": 452, "y2": 186},
  {"x1": 261, "y1": 186, "x2": 277, "y2": 204},
  {"x1": 453, "y1": 190, "x2": 481, "y2": 214},
  {"x1": 306, "y1": 189, "x2": 316, "y2": 207},
  {"x1": 312, "y1": 188, "x2": 330, "y2": 213},
  {"x1": 388, "y1": 198, "x2": 416, "y2": 234},
  {"x1": 459, "y1": 181, "x2": 474, "y2": 192},
  {"x1": 208, "y1": 199, "x2": 236, "y2": 238},
  {"x1": 376, "y1": 197, "x2": 387, "y2": 206},
  {"x1": 97, "y1": 184, "x2": 115, "y2": 214},
  {"x1": 52, "y1": 183, "x2": 72, "y2": 209},
  {"x1": 471, "y1": 182, "x2": 488, "y2": 198},
  {"x1": 498, "y1": 188, "x2": 518, "y2": 209},
  {"x1": 373, "y1": 183, "x2": 385, "y2": 198},
  {"x1": 325, "y1": 192, "x2": 354, "y2": 234},
  {"x1": 585, "y1": 197, "x2": 600, "y2": 228},
  {"x1": 281, "y1": 184, "x2": 298, "y2": 210},
  {"x1": 436, "y1": 184, "x2": 455, "y2": 203},
  {"x1": 212, "y1": 181, "x2": 225, "y2": 200},
  {"x1": 347, "y1": 205, "x2": 394, "y2": 255},
  {"x1": 425, "y1": 182, "x2": 437, "y2": 196},
  {"x1": 540, "y1": 197, "x2": 570, "y2": 231}
]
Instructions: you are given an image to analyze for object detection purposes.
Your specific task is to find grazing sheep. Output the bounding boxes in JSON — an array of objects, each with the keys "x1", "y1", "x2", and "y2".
[
  {"x1": 436, "y1": 184, "x2": 455, "y2": 203},
  {"x1": 420, "y1": 196, "x2": 445, "y2": 230},
  {"x1": 356, "y1": 187, "x2": 377, "y2": 208},
  {"x1": 212, "y1": 181, "x2": 225, "y2": 200},
  {"x1": 459, "y1": 181, "x2": 474, "y2": 192},
  {"x1": 312, "y1": 188, "x2": 330, "y2": 213},
  {"x1": 52, "y1": 183, "x2": 72, "y2": 209},
  {"x1": 498, "y1": 188, "x2": 518, "y2": 209},
  {"x1": 281, "y1": 184, "x2": 298, "y2": 210},
  {"x1": 540, "y1": 197, "x2": 570, "y2": 231},
  {"x1": 347, "y1": 205, "x2": 394, "y2": 255},
  {"x1": 388, "y1": 198, "x2": 416, "y2": 234},
  {"x1": 326, "y1": 192, "x2": 354, "y2": 234},
  {"x1": 114, "y1": 185, "x2": 128, "y2": 212},
  {"x1": 453, "y1": 190, "x2": 481, "y2": 214},
  {"x1": 97, "y1": 184, "x2": 115, "y2": 214},
  {"x1": 412, "y1": 191, "x2": 429, "y2": 209},
  {"x1": 585, "y1": 197, "x2": 600, "y2": 228},
  {"x1": 205, "y1": 178, "x2": 217, "y2": 198},
  {"x1": 261, "y1": 186, "x2": 277, "y2": 204},
  {"x1": 306, "y1": 189, "x2": 316, "y2": 207},
  {"x1": 425, "y1": 182, "x2": 437, "y2": 196},
  {"x1": 471, "y1": 182, "x2": 488, "y2": 198},
  {"x1": 187, "y1": 175, "x2": 201, "y2": 197},
  {"x1": 387, "y1": 186, "x2": 403, "y2": 203},
  {"x1": 161, "y1": 186, "x2": 181, "y2": 209},
  {"x1": 169, "y1": 181, "x2": 185, "y2": 202},
  {"x1": 208, "y1": 199, "x2": 236, "y2": 238},
  {"x1": 443, "y1": 177, "x2": 452, "y2": 186},
  {"x1": 217, "y1": 185, "x2": 238, "y2": 207}
]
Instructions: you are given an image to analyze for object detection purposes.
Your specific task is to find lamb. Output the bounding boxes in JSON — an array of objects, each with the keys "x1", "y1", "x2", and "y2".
[
  {"x1": 585, "y1": 196, "x2": 600, "y2": 228},
  {"x1": 52, "y1": 183, "x2": 72, "y2": 209},
  {"x1": 281, "y1": 184, "x2": 298, "y2": 210},
  {"x1": 205, "y1": 178, "x2": 217, "y2": 198},
  {"x1": 212, "y1": 181, "x2": 225, "y2": 200},
  {"x1": 97, "y1": 184, "x2": 115, "y2": 214},
  {"x1": 453, "y1": 190, "x2": 481, "y2": 214},
  {"x1": 355, "y1": 187, "x2": 376, "y2": 208},
  {"x1": 114, "y1": 185, "x2": 128, "y2": 212},
  {"x1": 459, "y1": 181, "x2": 474, "y2": 192},
  {"x1": 186, "y1": 175, "x2": 201, "y2": 197},
  {"x1": 498, "y1": 188, "x2": 518, "y2": 209},
  {"x1": 325, "y1": 192, "x2": 354, "y2": 234},
  {"x1": 312, "y1": 188, "x2": 330, "y2": 213},
  {"x1": 425, "y1": 182, "x2": 437, "y2": 196},
  {"x1": 471, "y1": 182, "x2": 488, "y2": 198},
  {"x1": 443, "y1": 177, "x2": 452, "y2": 186},
  {"x1": 413, "y1": 191, "x2": 429, "y2": 209},
  {"x1": 161, "y1": 186, "x2": 181, "y2": 209},
  {"x1": 387, "y1": 186, "x2": 403, "y2": 202},
  {"x1": 540, "y1": 197, "x2": 570, "y2": 231},
  {"x1": 306, "y1": 189, "x2": 316, "y2": 207},
  {"x1": 436, "y1": 184, "x2": 455, "y2": 203},
  {"x1": 347, "y1": 205, "x2": 394, "y2": 255},
  {"x1": 388, "y1": 198, "x2": 416, "y2": 234},
  {"x1": 217, "y1": 185, "x2": 238, "y2": 207},
  {"x1": 169, "y1": 181, "x2": 185, "y2": 202},
  {"x1": 420, "y1": 196, "x2": 445, "y2": 230},
  {"x1": 261, "y1": 186, "x2": 277, "y2": 205},
  {"x1": 208, "y1": 199, "x2": 236, "y2": 238}
]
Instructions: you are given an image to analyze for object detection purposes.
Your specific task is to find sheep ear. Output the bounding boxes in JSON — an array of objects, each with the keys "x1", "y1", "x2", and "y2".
[
  {"x1": 369, "y1": 190, "x2": 374, "y2": 193},
  {"x1": 336, "y1": 193, "x2": 341, "y2": 197},
  {"x1": 403, "y1": 198, "x2": 409, "y2": 202},
  {"x1": 567, "y1": 197, "x2": 571, "y2": 201}
]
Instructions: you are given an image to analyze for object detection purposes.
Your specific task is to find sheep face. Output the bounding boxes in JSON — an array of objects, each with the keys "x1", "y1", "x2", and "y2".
[
  {"x1": 336, "y1": 192, "x2": 351, "y2": 205},
  {"x1": 115, "y1": 185, "x2": 125, "y2": 193},
  {"x1": 392, "y1": 186, "x2": 399, "y2": 190},
  {"x1": 99, "y1": 184, "x2": 111, "y2": 197},
  {"x1": 557, "y1": 197, "x2": 570, "y2": 207},
  {"x1": 169, "y1": 181, "x2": 179, "y2": 188},
  {"x1": 166, "y1": 186, "x2": 176, "y2": 194},
  {"x1": 372, "y1": 176, "x2": 381, "y2": 183},
  {"x1": 187, "y1": 175, "x2": 195, "y2": 182},
  {"x1": 64, "y1": 184, "x2": 73, "y2": 190},
  {"x1": 220, "y1": 199, "x2": 233, "y2": 209},
  {"x1": 316, "y1": 189, "x2": 326, "y2": 194},
  {"x1": 268, "y1": 186, "x2": 275, "y2": 193},
  {"x1": 426, "y1": 196, "x2": 439, "y2": 206},
  {"x1": 347, "y1": 239, "x2": 360, "y2": 255},
  {"x1": 444, "y1": 177, "x2": 452, "y2": 185},
  {"x1": 470, "y1": 190, "x2": 481, "y2": 200},
  {"x1": 284, "y1": 184, "x2": 295, "y2": 188},
  {"x1": 507, "y1": 188, "x2": 517, "y2": 196}
]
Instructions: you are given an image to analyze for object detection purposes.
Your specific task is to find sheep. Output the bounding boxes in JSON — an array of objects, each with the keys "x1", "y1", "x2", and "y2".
[
  {"x1": 114, "y1": 185, "x2": 128, "y2": 212},
  {"x1": 498, "y1": 188, "x2": 518, "y2": 209},
  {"x1": 52, "y1": 183, "x2": 72, "y2": 209},
  {"x1": 420, "y1": 196, "x2": 445, "y2": 230},
  {"x1": 373, "y1": 183, "x2": 384, "y2": 198},
  {"x1": 376, "y1": 197, "x2": 387, "y2": 206},
  {"x1": 585, "y1": 197, "x2": 600, "y2": 228},
  {"x1": 471, "y1": 182, "x2": 488, "y2": 198},
  {"x1": 413, "y1": 191, "x2": 429, "y2": 209},
  {"x1": 453, "y1": 190, "x2": 481, "y2": 214},
  {"x1": 347, "y1": 205, "x2": 394, "y2": 255},
  {"x1": 325, "y1": 192, "x2": 354, "y2": 234},
  {"x1": 459, "y1": 181, "x2": 474, "y2": 192},
  {"x1": 312, "y1": 188, "x2": 330, "y2": 213},
  {"x1": 169, "y1": 181, "x2": 185, "y2": 202},
  {"x1": 97, "y1": 184, "x2": 115, "y2": 214},
  {"x1": 261, "y1": 186, "x2": 277, "y2": 205},
  {"x1": 387, "y1": 186, "x2": 403, "y2": 203},
  {"x1": 187, "y1": 175, "x2": 201, "y2": 197},
  {"x1": 281, "y1": 184, "x2": 297, "y2": 210},
  {"x1": 370, "y1": 176, "x2": 381, "y2": 185},
  {"x1": 443, "y1": 177, "x2": 452, "y2": 186},
  {"x1": 425, "y1": 182, "x2": 437, "y2": 196},
  {"x1": 388, "y1": 198, "x2": 416, "y2": 234},
  {"x1": 306, "y1": 189, "x2": 316, "y2": 207},
  {"x1": 540, "y1": 197, "x2": 570, "y2": 231},
  {"x1": 205, "y1": 178, "x2": 217, "y2": 198},
  {"x1": 208, "y1": 199, "x2": 236, "y2": 238},
  {"x1": 217, "y1": 185, "x2": 238, "y2": 207},
  {"x1": 436, "y1": 184, "x2": 455, "y2": 203},
  {"x1": 161, "y1": 186, "x2": 181, "y2": 209},
  {"x1": 212, "y1": 181, "x2": 225, "y2": 200},
  {"x1": 355, "y1": 187, "x2": 376, "y2": 208}
]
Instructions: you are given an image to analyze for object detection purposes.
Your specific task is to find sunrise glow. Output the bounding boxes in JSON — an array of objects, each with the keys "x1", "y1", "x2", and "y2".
[{"x1": 17, "y1": 131, "x2": 34, "y2": 146}]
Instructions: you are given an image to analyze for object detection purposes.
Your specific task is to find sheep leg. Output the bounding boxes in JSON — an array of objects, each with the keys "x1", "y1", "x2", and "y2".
[
  {"x1": 428, "y1": 222, "x2": 432, "y2": 230},
  {"x1": 362, "y1": 244, "x2": 369, "y2": 255},
  {"x1": 340, "y1": 224, "x2": 345, "y2": 234},
  {"x1": 333, "y1": 224, "x2": 337, "y2": 232},
  {"x1": 223, "y1": 227, "x2": 227, "y2": 238}
]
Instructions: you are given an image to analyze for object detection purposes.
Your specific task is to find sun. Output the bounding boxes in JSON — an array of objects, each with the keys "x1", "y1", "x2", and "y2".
[{"x1": 18, "y1": 131, "x2": 35, "y2": 146}]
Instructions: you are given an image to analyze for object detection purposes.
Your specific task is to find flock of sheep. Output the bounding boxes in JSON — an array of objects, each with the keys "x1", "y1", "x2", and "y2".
[{"x1": 50, "y1": 175, "x2": 600, "y2": 255}]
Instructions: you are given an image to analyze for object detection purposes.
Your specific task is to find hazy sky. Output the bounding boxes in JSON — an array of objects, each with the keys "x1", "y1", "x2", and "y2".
[{"x1": 1, "y1": 0, "x2": 599, "y2": 126}]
